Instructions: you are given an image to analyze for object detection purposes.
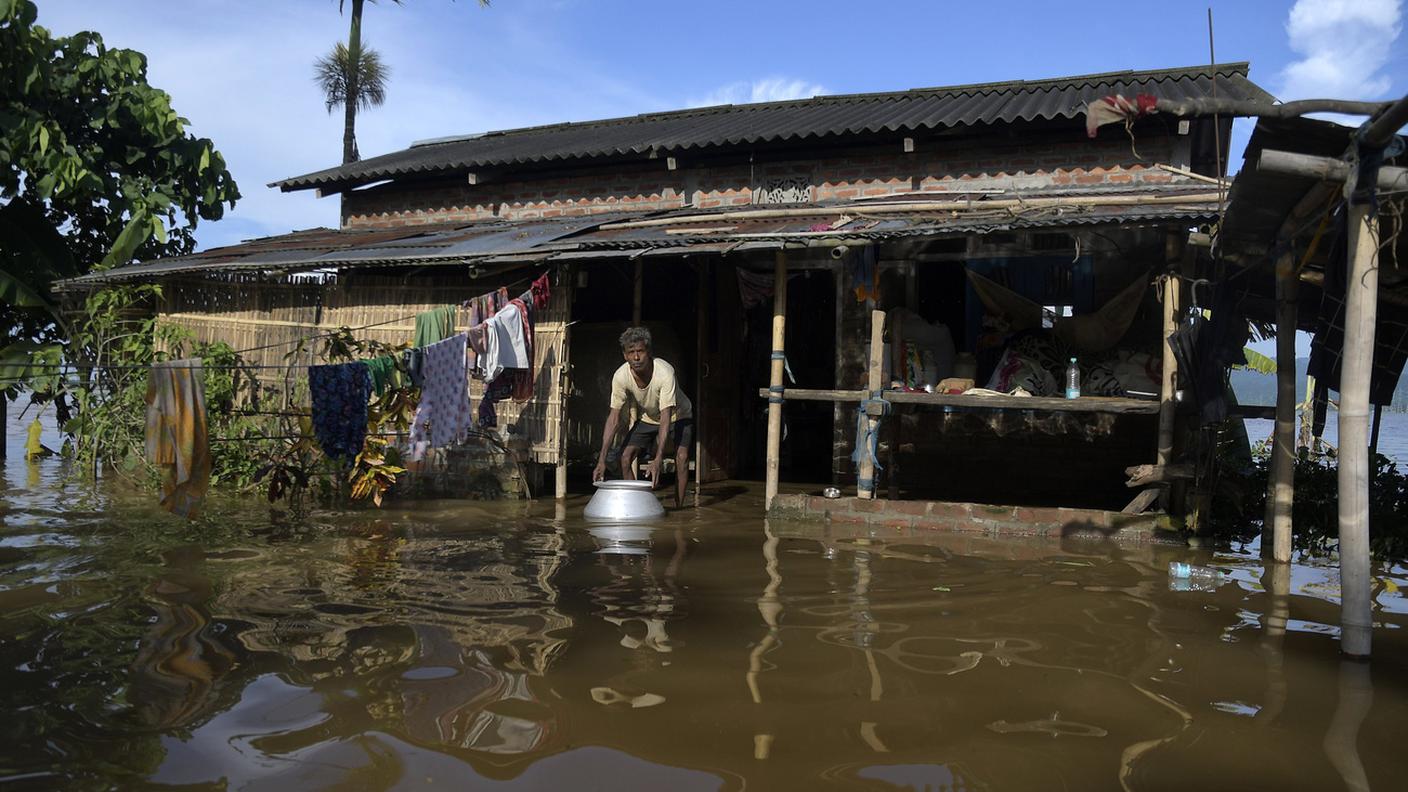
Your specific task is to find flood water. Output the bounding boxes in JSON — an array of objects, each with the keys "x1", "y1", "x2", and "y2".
[{"x1": 5, "y1": 413, "x2": 1408, "y2": 790}]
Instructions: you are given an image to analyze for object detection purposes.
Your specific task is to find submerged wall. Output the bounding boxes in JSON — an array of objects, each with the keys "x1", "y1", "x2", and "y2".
[{"x1": 769, "y1": 493, "x2": 1180, "y2": 543}]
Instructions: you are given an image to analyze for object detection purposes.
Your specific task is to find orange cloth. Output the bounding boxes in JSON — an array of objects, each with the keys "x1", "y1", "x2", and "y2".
[{"x1": 144, "y1": 359, "x2": 211, "y2": 519}]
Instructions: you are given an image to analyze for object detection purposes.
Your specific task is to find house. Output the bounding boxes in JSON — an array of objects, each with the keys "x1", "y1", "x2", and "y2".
[{"x1": 59, "y1": 63, "x2": 1271, "y2": 527}]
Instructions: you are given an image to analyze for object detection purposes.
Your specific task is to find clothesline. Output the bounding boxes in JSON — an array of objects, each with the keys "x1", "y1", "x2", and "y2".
[{"x1": 3, "y1": 270, "x2": 554, "y2": 384}]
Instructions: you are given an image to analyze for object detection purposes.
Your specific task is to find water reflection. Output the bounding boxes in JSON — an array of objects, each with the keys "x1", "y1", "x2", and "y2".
[{"x1": 5, "y1": 422, "x2": 1408, "y2": 790}]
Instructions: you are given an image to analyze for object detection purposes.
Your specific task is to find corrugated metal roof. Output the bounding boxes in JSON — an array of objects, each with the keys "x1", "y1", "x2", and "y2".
[
  {"x1": 274, "y1": 64, "x2": 1268, "y2": 191},
  {"x1": 56, "y1": 212, "x2": 643, "y2": 289},
  {"x1": 58, "y1": 187, "x2": 1220, "y2": 289}
]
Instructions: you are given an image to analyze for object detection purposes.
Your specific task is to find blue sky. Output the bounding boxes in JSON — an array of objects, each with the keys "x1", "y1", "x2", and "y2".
[
  {"x1": 34, "y1": 0, "x2": 1405, "y2": 249},
  {"x1": 33, "y1": 0, "x2": 1407, "y2": 357}
]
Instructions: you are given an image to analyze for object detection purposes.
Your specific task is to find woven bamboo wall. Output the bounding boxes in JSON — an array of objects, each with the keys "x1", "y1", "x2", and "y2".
[{"x1": 155, "y1": 270, "x2": 569, "y2": 464}]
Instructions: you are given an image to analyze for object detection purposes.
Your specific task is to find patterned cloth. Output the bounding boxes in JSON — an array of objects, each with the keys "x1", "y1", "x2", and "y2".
[
  {"x1": 145, "y1": 359, "x2": 211, "y2": 518},
  {"x1": 308, "y1": 362, "x2": 372, "y2": 461},
  {"x1": 409, "y1": 333, "x2": 472, "y2": 458}
]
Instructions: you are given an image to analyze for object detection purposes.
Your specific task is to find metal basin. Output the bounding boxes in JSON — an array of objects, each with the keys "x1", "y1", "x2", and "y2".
[{"x1": 584, "y1": 480, "x2": 665, "y2": 521}]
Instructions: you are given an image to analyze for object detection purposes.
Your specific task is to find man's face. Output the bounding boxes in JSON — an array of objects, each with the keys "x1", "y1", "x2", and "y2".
[{"x1": 623, "y1": 342, "x2": 651, "y2": 374}]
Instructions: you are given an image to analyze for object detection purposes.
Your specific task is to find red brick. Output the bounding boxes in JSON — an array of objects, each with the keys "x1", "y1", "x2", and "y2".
[
  {"x1": 889, "y1": 499, "x2": 931, "y2": 517},
  {"x1": 851, "y1": 498, "x2": 886, "y2": 514}
]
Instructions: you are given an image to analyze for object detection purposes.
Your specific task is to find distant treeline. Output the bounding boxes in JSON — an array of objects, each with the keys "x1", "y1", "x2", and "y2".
[{"x1": 1231, "y1": 357, "x2": 1408, "y2": 413}]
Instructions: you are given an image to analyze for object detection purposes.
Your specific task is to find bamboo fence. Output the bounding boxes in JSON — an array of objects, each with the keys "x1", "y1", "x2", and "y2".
[{"x1": 155, "y1": 270, "x2": 570, "y2": 465}]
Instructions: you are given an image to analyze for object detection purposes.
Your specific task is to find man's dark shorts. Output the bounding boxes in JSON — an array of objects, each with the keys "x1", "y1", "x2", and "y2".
[{"x1": 623, "y1": 417, "x2": 694, "y2": 456}]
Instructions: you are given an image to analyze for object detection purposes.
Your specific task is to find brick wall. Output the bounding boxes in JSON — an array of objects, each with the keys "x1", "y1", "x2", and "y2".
[
  {"x1": 341, "y1": 134, "x2": 1185, "y2": 229},
  {"x1": 769, "y1": 493, "x2": 1179, "y2": 543}
]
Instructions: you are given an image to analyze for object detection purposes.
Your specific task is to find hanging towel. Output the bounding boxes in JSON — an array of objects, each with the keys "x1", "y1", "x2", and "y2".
[
  {"x1": 144, "y1": 359, "x2": 212, "y2": 519},
  {"x1": 480, "y1": 301, "x2": 531, "y2": 384},
  {"x1": 508, "y1": 297, "x2": 535, "y2": 402},
  {"x1": 364, "y1": 355, "x2": 401, "y2": 396},
  {"x1": 413, "y1": 305, "x2": 457, "y2": 348},
  {"x1": 308, "y1": 362, "x2": 372, "y2": 461},
  {"x1": 409, "y1": 333, "x2": 472, "y2": 458}
]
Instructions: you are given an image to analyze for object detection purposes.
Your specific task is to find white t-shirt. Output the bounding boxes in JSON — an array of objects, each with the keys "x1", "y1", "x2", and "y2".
[{"x1": 610, "y1": 359, "x2": 693, "y2": 425}]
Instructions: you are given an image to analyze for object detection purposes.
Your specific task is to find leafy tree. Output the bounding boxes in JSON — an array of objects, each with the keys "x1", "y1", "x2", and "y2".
[
  {"x1": 322, "y1": 0, "x2": 489, "y2": 165},
  {"x1": 0, "y1": 0, "x2": 239, "y2": 394}
]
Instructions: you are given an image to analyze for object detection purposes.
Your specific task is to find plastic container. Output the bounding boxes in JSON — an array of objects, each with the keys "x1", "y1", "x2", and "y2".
[
  {"x1": 1168, "y1": 561, "x2": 1227, "y2": 592},
  {"x1": 1065, "y1": 357, "x2": 1080, "y2": 399}
]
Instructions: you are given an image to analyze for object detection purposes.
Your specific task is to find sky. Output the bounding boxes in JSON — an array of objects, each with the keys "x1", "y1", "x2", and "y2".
[
  {"x1": 31, "y1": 0, "x2": 1404, "y2": 247},
  {"x1": 32, "y1": 0, "x2": 1408, "y2": 355}
]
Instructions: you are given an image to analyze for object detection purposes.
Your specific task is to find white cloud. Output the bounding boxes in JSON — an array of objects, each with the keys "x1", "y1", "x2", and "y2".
[
  {"x1": 689, "y1": 77, "x2": 827, "y2": 107},
  {"x1": 1280, "y1": 0, "x2": 1402, "y2": 100}
]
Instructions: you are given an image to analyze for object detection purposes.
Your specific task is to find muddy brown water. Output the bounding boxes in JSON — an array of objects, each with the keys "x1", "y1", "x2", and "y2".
[{"x1": 3, "y1": 450, "x2": 1408, "y2": 789}]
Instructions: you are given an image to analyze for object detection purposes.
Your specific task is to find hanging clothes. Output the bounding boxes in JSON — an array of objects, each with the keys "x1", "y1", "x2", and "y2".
[
  {"x1": 413, "y1": 305, "x2": 457, "y2": 348},
  {"x1": 403, "y1": 347, "x2": 426, "y2": 388},
  {"x1": 144, "y1": 359, "x2": 212, "y2": 519},
  {"x1": 409, "y1": 333, "x2": 473, "y2": 458},
  {"x1": 308, "y1": 362, "x2": 372, "y2": 461},
  {"x1": 508, "y1": 297, "x2": 536, "y2": 402},
  {"x1": 480, "y1": 301, "x2": 531, "y2": 384},
  {"x1": 530, "y1": 271, "x2": 552, "y2": 311},
  {"x1": 363, "y1": 354, "x2": 401, "y2": 396}
]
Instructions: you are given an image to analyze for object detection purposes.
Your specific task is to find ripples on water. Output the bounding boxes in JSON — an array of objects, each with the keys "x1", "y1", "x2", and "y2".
[{"x1": 3, "y1": 416, "x2": 1408, "y2": 790}]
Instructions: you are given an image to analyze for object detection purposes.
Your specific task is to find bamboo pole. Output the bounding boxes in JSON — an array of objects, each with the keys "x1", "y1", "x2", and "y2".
[
  {"x1": 1258, "y1": 149, "x2": 1408, "y2": 191},
  {"x1": 597, "y1": 192, "x2": 1224, "y2": 231},
  {"x1": 1338, "y1": 203, "x2": 1377, "y2": 658},
  {"x1": 1264, "y1": 250, "x2": 1297, "y2": 563},
  {"x1": 857, "y1": 309, "x2": 885, "y2": 500},
  {"x1": 695, "y1": 262, "x2": 706, "y2": 508},
  {"x1": 764, "y1": 250, "x2": 789, "y2": 510},
  {"x1": 1155, "y1": 239, "x2": 1183, "y2": 472},
  {"x1": 556, "y1": 270, "x2": 572, "y2": 500}
]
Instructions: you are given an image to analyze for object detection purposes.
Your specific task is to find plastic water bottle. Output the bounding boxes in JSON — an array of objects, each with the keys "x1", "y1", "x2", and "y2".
[
  {"x1": 1168, "y1": 562, "x2": 1227, "y2": 592},
  {"x1": 1065, "y1": 357, "x2": 1080, "y2": 399}
]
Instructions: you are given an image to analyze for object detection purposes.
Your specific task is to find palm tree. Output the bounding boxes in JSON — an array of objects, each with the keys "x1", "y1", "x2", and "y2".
[
  {"x1": 314, "y1": 37, "x2": 389, "y2": 164},
  {"x1": 318, "y1": 0, "x2": 490, "y2": 165}
]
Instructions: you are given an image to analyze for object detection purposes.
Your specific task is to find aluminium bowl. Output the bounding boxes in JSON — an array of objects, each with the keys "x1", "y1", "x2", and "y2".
[{"x1": 584, "y1": 479, "x2": 665, "y2": 521}]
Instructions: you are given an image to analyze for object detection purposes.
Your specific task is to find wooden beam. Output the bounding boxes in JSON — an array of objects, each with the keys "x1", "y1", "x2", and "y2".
[
  {"x1": 1264, "y1": 250, "x2": 1297, "y2": 562},
  {"x1": 756, "y1": 387, "x2": 1161, "y2": 414},
  {"x1": 1258, "y1": 149, "x2": 1408, "y2": 191},
  {"x1": 857, "y1": 309, "x2": 885, "y2": 499},
  {"x1": 764, "y1": 250, "x2": 788, "y2": 510},
  {"x1": 1122, "y1": 487, "x2": 1161, "y2": 514},
  {"x1": 1124, "y1": 464, "x2": 1194, "y2": 488},
  {"x1": 1338, "y1": 202, "x2": 1378, "y2": 659}
]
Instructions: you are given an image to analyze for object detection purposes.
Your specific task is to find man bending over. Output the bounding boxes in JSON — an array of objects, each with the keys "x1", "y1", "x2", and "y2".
[{"x1": 593, "y1": 327, "x2": 694, "y2": 508}]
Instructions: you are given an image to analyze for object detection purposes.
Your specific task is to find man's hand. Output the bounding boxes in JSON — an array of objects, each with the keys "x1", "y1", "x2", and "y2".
[
  {"x1": 645, "y1": 458, "x2": 662, "y2": 488},
  {"x1": 592, "y1": 461, "x2": 607, "y2": 482}
]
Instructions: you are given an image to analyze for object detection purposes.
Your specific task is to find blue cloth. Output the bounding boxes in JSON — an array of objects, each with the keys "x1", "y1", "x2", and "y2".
[{"x1": 308, "y1": 362, "x2": 372, "y2": 461}]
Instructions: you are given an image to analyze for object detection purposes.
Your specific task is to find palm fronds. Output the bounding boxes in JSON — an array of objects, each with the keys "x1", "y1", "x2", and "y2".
[{"x1": 313, "y1": 42, "x2": 390, "y2": 114}]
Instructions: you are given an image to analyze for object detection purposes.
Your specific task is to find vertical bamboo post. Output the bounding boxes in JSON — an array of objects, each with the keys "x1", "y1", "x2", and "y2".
[
  {"x1": 1156, "y1": 231, "x2": 1184, "y2": 480},
  {"x1": 1156, "y1": 273, "x2": 1181, "y2": 469},
  {"x1": 0, "y1": 393, "x2": 6, "y2": 460},
  {"x1": 695, "y1": 262, "x2": 706, "y2": 508},
  {"x1": 1337, "y1": 203, "x2": 1377, "y2": 659},
  {"x1": 764, "y1": 250, "x2": 789, "y2": 510},
  {"x1": 556, "y1": 290, "x2": 572, "y2": 500},
  {"x1": 857, "y1": 309, "x2": 885, "y2": 500},
  {"x1": 1264, "y1": 250, "x2": 1297, "y2": 563}
]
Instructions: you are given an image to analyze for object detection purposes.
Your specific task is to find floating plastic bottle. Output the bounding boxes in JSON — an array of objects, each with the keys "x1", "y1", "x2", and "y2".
[
  {"x1": 1065, "y1": 357, "x2": 1080, "y2": 399},
  {"x1": 1168, "y1": 561, "x2": 1227, "y2": 592}
]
